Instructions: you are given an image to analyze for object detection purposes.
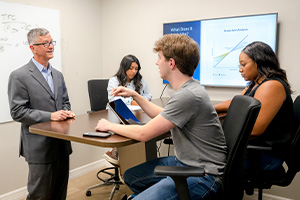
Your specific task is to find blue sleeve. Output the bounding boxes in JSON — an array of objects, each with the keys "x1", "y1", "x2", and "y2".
[{"x1": 141, "y1": 78, "x2": 152, "y2": 100}]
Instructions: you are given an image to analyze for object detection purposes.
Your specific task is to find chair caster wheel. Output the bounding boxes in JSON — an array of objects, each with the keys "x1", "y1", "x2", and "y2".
[{"x1": 86, "y1": 190, "x2": 91, "y2": 196}]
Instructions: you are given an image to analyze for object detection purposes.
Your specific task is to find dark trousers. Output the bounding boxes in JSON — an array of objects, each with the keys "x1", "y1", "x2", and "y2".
[{"x1": 27, "y1": 156, "x2": 69, "y2": 200}]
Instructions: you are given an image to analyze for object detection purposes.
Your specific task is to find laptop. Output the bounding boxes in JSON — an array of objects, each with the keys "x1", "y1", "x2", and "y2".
[{"x1": 108, "y1": 99, "x2": 143, "y2": 125}]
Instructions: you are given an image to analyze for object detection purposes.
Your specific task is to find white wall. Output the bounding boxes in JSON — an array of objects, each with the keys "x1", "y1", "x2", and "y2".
[{"x1": 1, "y1": 0, "x2": 300, "y2": 199}]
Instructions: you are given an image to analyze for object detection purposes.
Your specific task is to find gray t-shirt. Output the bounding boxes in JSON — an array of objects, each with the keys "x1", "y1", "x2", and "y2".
[{"x1": 160, "y1": 79, "x2": 227, "y2": 176}]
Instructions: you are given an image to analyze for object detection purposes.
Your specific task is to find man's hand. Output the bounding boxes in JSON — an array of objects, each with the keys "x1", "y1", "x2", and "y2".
[
  {"x1": 51, "y1": 110, "x2": 75, "y2": 121},
  {"x1": 111, "y1": 86, "x2": 137, "y2": 98},
  {"x1": 95, "y1": 118, "x2": 111, "y2": 132}
]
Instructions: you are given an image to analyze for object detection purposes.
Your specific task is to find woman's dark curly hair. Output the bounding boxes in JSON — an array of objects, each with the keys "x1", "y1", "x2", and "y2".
[
  {"x1": 115, "y1": 55, "x2": 143, "y2": 94},
  {"x1": 243, "y1": 41, "x2": 292, "y2": 93}
]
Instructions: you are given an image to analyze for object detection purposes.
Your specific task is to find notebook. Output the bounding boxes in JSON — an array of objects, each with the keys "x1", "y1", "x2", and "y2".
[{"x1": 107, "y1": 99, "x2": 142, "y2": 125}]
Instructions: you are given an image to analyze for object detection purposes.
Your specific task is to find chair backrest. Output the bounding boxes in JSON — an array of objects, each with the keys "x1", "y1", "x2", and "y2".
[
  {"x1": 87, "y1": 79, "x2": 109, "y2": 111},
  {"x1": 280, "y1": 95, "x2": 300, "y2": 186},
  {"x1": 222, "y1": 95, "x2": 261, "y2": 199}
]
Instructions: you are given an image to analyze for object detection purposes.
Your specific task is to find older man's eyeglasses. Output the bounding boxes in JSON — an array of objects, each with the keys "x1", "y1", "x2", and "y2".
[{"x1": 32, "y1": 41, "x2": 56, "y2": 48}]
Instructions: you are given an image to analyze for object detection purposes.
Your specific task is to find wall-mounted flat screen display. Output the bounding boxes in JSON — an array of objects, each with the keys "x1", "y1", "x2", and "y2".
[
  {"x1": 163, "y1": 13, "x2": 278, "y2": 87},
  {"x1": 163, "y1": 21, "x2": 200, "y2": 84}
]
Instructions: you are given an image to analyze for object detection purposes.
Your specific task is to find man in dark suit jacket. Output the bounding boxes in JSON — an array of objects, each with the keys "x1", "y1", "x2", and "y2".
[{"x1": 8, "y1": 28, "x2": 74, "y2": 199}]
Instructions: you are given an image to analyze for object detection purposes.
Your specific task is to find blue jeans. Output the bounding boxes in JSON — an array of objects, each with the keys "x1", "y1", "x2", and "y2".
[
  {"x1": 244, "y1": 151, "x2": 283, "y2": 171},
  {"x1": 123, "y1": 156, "x2": 221, "y2": 200}
]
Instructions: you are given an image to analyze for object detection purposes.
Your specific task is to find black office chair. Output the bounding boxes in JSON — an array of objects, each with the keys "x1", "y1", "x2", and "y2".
[
  {"x1": 243, "y1": 95, "x2": 300, "y2": 200},
  {"x1": 87, "y1": 79, "x2": 109, "y2": 112},
  {"x1": 86, "y1": 79, "x2": 123, "y2": 199},
  {"x1": 154, "y1": 95, "x2": 261, "y2": 200}
]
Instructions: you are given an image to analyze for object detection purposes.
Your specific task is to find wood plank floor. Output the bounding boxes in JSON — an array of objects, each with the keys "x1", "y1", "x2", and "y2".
[
  {"x1": 67, "y1": 169, "x2": 127, "y2": 200},
  {"x1": 66, "y1": 169, "x2": 256, "y2": 200}
]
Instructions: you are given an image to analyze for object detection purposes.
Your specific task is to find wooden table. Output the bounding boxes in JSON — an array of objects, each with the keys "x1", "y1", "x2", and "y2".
[
  {"x1": 29, "y1": 98, "x2": 170, "y2": 175},
  {"x1": 29, "y1": 97, "x2": 224, "y2": 147},
  {"x1": 29, "y1": 97, "x2": 225, "y2": 162},
  {"x1": 29, "y1": 98, "x2": 169, "y2": 147},
  {"x1": 29, "y1": 97, "x2": 225, "y2": 194}
]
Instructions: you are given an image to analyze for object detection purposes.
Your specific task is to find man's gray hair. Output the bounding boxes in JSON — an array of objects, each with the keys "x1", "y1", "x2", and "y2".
[{"x1": 27, "y1": 28, "x2": 49, "y2": 45}]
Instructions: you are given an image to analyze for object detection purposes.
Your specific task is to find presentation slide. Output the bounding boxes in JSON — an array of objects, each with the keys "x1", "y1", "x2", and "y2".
[
  {"x1": 200, "y1": 14, "x2": 277, "y2": 87},
  {"x1": 163, "y1": 21, "x2": 201, "y2": 83}
]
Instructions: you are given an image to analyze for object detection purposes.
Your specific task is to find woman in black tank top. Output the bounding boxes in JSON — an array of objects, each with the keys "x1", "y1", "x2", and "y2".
[{"x1": 215, "y1": 41, "x2": 293, "y2": 171}]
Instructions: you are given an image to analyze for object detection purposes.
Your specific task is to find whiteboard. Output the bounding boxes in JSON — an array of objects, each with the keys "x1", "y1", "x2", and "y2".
[{"x1": 0, "y1": 1, "x2": 61, "y2": 123}]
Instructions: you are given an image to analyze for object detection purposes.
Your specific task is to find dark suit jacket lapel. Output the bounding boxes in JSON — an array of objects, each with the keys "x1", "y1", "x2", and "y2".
[{"x1": 28, "y1": 60, "x2": 55, "y2": 99}]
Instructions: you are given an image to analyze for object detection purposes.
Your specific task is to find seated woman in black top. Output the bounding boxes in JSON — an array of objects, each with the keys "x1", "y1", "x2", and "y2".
[{"x1": 215, "y1": 41, "x2": 293, "y2": 171}]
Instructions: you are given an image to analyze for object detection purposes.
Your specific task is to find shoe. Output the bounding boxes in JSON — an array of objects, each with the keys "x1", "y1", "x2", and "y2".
[
  {"x1": 127, "y1": 194, "x2": 136, "y2": 199},
  {"x1": 121, "y1": 194, "x2": 136, "y2": 200},
  {"x1": 103, "y1": 147, "x2": 120, "y2": 165}
]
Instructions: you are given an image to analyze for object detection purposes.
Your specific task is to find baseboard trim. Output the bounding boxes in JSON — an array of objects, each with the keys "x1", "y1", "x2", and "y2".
[
  {"x1": 69, "y1": 159, "x2": 109, "y2": 180},
  {"x1": 245, "y1": 191, "x2": 294, "y2": 200},
  {"x1": 0, "y1": 159, "x2": 110, "y2": 200},
  {"x1": 261, "y1": 193, "x2": 293, "y2": 200},
  {"x1": 0, "y1": 187, "x2": 28, "y2": 200}
]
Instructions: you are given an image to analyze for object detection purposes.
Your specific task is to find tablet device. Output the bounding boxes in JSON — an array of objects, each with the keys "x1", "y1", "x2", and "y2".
[{"x1": 108, "y1": 99, "x2": 141, "y2": 125}]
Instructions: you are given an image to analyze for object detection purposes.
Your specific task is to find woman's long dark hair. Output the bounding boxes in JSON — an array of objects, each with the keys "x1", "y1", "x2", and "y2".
[
  {"x1": 243, "y1": 41, "x2": 292, "y2": 93},
  {"x1": 115, "y1": 55, "x2": 143, "y2": 94}
]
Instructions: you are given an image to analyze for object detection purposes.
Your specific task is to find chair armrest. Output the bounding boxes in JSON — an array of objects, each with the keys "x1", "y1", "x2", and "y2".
[
  {"x1": 247, "y1": 144, "x2": 273, "y2": 151},
  {"x1": 154, "y1": 166, "x2": 205, "y2": 177},
  {"x1": 154, "y1": 166, "x2": 205, "y2": 200}
]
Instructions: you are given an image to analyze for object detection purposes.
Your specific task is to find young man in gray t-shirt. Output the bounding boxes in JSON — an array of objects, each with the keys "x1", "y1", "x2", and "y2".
[{"x1": 95, "y1": 34, "x2": 227, "y2": 200}]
